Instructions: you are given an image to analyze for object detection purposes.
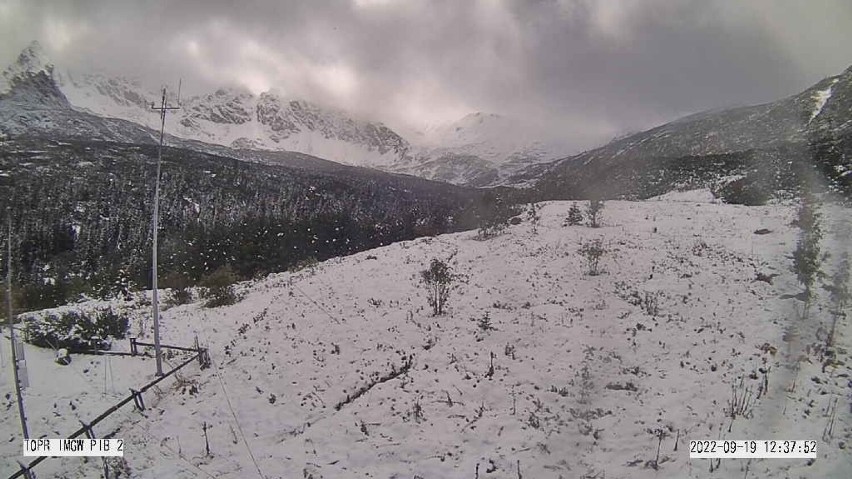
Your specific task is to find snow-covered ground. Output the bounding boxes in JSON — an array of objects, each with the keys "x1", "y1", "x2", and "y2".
[{"x1": 2, "y1": 199, "x2": 851, "y2": 478}]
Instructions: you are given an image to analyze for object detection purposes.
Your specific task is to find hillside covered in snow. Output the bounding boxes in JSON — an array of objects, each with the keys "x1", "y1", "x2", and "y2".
[
  {"x1": 527, "y1": 65, "x2": 852, "y2": 201},
  {"x1": 3, "y1": 197, "x2": 849, "y2": 478},
  {"x1": 0, "y1": 42, "x2": 564, "y2": 186}
]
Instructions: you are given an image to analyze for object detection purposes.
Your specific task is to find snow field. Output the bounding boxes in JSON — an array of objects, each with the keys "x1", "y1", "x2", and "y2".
[{"x1": 3, "y1": 196, "x2": 850, "y2": 478}]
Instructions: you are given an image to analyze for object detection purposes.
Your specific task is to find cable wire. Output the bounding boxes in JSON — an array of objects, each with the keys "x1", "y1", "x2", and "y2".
[{"x1": 208, "y1": 349, "x2": 266, "y2": 479}]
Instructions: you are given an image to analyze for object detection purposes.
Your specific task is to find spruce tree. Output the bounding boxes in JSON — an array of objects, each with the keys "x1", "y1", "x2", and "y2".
[
  {"x1": 792, "y1": 192, "x2": 822, "y2": 318},
  {"x1": 565, "y1": 203, "x2": 584, "y2": 226}
]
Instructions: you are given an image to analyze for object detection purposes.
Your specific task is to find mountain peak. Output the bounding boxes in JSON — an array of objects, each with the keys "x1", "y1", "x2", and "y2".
[
  {"x1": 13, "y1": 41, "x2": 53, "y2": 75},
  {"x1": 1, "y1": 41, "x2": 55, "y2": 94}
]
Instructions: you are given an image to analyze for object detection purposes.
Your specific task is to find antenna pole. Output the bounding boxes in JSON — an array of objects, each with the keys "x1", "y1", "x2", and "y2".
[
  {"x1": 6, "y1": 209, "x2": 29, "y2": 438},
  {"x1": 150, "y1": 86, "x2": 180, "y2": 377}
]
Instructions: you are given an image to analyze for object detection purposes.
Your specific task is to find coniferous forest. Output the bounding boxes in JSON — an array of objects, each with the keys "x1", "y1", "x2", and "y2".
[{"x1": 0, "y1": 138, "x2": 500, "y2": 311}]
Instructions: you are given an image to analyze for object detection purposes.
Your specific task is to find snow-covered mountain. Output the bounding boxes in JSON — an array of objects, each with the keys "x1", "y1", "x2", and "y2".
[
  {"x1": 56, "y1": 70, "x2": 161, "y2": 128},
  {"x1": 0, "y1": 41, "x2": 54, "y2": 93},
  {"x1": 1, "y1": 42, "x2": 576, "y2": 186},
  {"x1": 408, "y1": 112, "x2": 575, "y2": 185},
  {"x1": 421, "y1": 112, "x2": 567, "y2": 162},
  {"x1": 0, "y1": 44, "x2": 159, "y2": 144},
  {"x1": 1, "y1": 42, "x2": 413, "y2": 170}
]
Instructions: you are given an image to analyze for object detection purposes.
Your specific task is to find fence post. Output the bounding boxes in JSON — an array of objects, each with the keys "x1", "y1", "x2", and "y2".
[
  {"x1": 17, "y1": 461, "x2": 36, "y2": 479},
  {"x1": 80, "y1": 420, "x2": 95, "y2": 440},
  {"x1": 79, "y1": 420, "x2": 110, "y2": 478},
  {"x1": 195, "y1": 335, "x2": 211, "y2": 369},
  {"x1": 130, "y1": 338, "x2": 137, "y2": 356},
  {"x1": 130, "y1": 389, "x2": 145, "y2": 412}
]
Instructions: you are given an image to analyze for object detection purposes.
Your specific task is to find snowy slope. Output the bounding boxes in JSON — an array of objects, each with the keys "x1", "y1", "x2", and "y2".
[
  {"x1": 4, "y1": 198, "x2": 850, "y2": 478},
  {"x1": 0, "y1": 42, "x2": 54, "y2": 95},
  {"x1": 56, "y1": 71, "x2": 161, "y2": 129},
  {"x1": 529, "y1": 65, "x2": 852, "y2": 197},
  {"x1": 177, "y1": 91, "x2": 410, "y2": 169},
  {"x1": 1, "y1": 42, "x2": 412, "y2": 171},
  {"x1": 62, "y1": 80, "x2": 411, "y2": 170},
  {"x1": 809, "y1": 79, "x2": 838, "y2": 123},
  {"x1": 2, "y1": 43, "x2": 580, "y2": 186}
]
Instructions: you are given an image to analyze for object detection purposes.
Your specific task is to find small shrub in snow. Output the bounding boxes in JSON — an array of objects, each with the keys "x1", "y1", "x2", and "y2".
[
  {"x1": 421, "y1": 258, "x2": 453, "y2": 316},
  {"x1": 726, "y1": 377, "x2": 755, "y2": 432},
  {"x1": 577, "y1": 363, "x2": 594, "y2": 405},
  {"x1": 477, "y1": 220, "x2": 507, "y2": 239},
  {"x1": 476, "y1": 312, "x2": 496, "y2": 332},
  {"x1": 641, "y1": 291, "x2": 661, "y2": 316},
  {"x1": 104, "y1": 457, "x2": 132, "y2": 478},
  {"x1": 549, "y1": 385, "x2": 570, "y2": 397},
  {"x1": 527, "y1": 411, "x2": 541, "y2": 429},
  {"x1": 407, "y1": 397, "x2": 425, "y2": 423},
  {"x1": 24, "y1": 308, "x2": 129, "y2": 351},
  {"x1": 578, "y1": 239, "x2": 606, "y2": 276},
  {"x1": 691, "y1": 240, "x2": 709, "y2": 257},
  {"x1": 586, "y1": 199, "x2": 604, "y2": 228},
  {"x1": 200, "y1": 265, "x2": 240, "y2": 308},
  {"x1": 161, "y1": 271, "x2": 193, "y2": 306},
  {"x1": 475, "y1": 192, "x2": 518, "y2": 239},
  {"x1": 526, "y1": 202, "x2": 540, "y2": 234},
  {"x1": 504, "y1": 343, "x2": 516, "y2": 359},
  {"x1": 290, "y1": 256, "x2": 319, "y2": 273},
  {"x1": 565, "y1": 202, "x2": 584, "y2": 226}
]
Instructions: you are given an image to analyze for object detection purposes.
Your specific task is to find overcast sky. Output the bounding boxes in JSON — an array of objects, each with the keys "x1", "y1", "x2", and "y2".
[{"x1": 2, "y1": 0, "x2": 851, "y2": 150}]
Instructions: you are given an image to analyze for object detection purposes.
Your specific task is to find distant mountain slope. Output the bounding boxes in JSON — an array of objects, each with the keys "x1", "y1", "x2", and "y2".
[
  {"x1": 1, "y1": 42, "x2": 413, "y2": 171},
  {"x1": 528, "y1": 66, "x2": 852, "y2": 202},
  {"x1": 2, "y1": 42, "x2": 577, "y2": 187},
  {"x1": 409, "y1": 112, "x2": 575, "y2": 185},
  {"x1": 0, "y1": 56, "x2": 158, "y2": 145}
]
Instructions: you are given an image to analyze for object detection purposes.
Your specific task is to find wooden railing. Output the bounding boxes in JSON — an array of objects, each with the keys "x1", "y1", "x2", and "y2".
[{"x1": 8, "y1": 339, "x2": 210, "y2": 479}]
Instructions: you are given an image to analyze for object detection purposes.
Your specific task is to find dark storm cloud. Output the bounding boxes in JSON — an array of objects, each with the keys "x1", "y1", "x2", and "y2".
[{"x1": 2, "y1": 0, "x2": 851, "y2": 150}]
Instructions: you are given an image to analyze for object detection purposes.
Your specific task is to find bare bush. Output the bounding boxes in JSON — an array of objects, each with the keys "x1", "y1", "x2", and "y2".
[
  {"x1": 578, "y1": 239, "x2": 606, "y2": 276},
  {"x1": 421, "y1": 258, "x2": 454, "y2": 316},
  {"x1": 161, "y1": 271, "x2": 193, "y2": 306},
  {"x1": 586, "y1": 199, "x2": 604, "y2": 228},
  {"x1": 726, "y1": 377, "x2": 755, "y2": 432},
  {"x1": 527, "y1": 202, "x2": 540, "y2": 234},
  {"x1": 200, "y1": 265, "x2": 240, "y2": 308}
]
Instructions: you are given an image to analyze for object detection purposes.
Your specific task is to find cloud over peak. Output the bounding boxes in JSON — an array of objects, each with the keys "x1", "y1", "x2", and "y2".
[{"x1": 1, "y1": 0, "x2": 850, "y2": 151}]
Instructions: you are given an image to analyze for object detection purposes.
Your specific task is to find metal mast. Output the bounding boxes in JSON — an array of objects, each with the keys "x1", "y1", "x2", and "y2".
[
  {"x1": 6, "y1": 209, "x2": 29, "y2": 438},
  {"x1": 150, "y1": 85, "x2": 180, "y2": 376}
]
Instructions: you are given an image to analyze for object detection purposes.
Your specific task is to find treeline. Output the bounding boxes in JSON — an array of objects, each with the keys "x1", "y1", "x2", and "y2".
[{"x1": 0, "y1": 139, "x2": 501, "y2": 311}]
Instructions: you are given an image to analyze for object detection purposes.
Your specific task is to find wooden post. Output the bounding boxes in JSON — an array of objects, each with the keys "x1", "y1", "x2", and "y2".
[
  {"x1": 202, "y1": 421, "x2": 211, "y2": 456},
  {"x1": 130, "y1": 388, "x2": 145, "y2": 411},
  {"x1": 17, "y1": 460, "x2": 36, "y2": 479},
  {"x1": 654, "y1": 429, "x2": 664, "y2": 468}
]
